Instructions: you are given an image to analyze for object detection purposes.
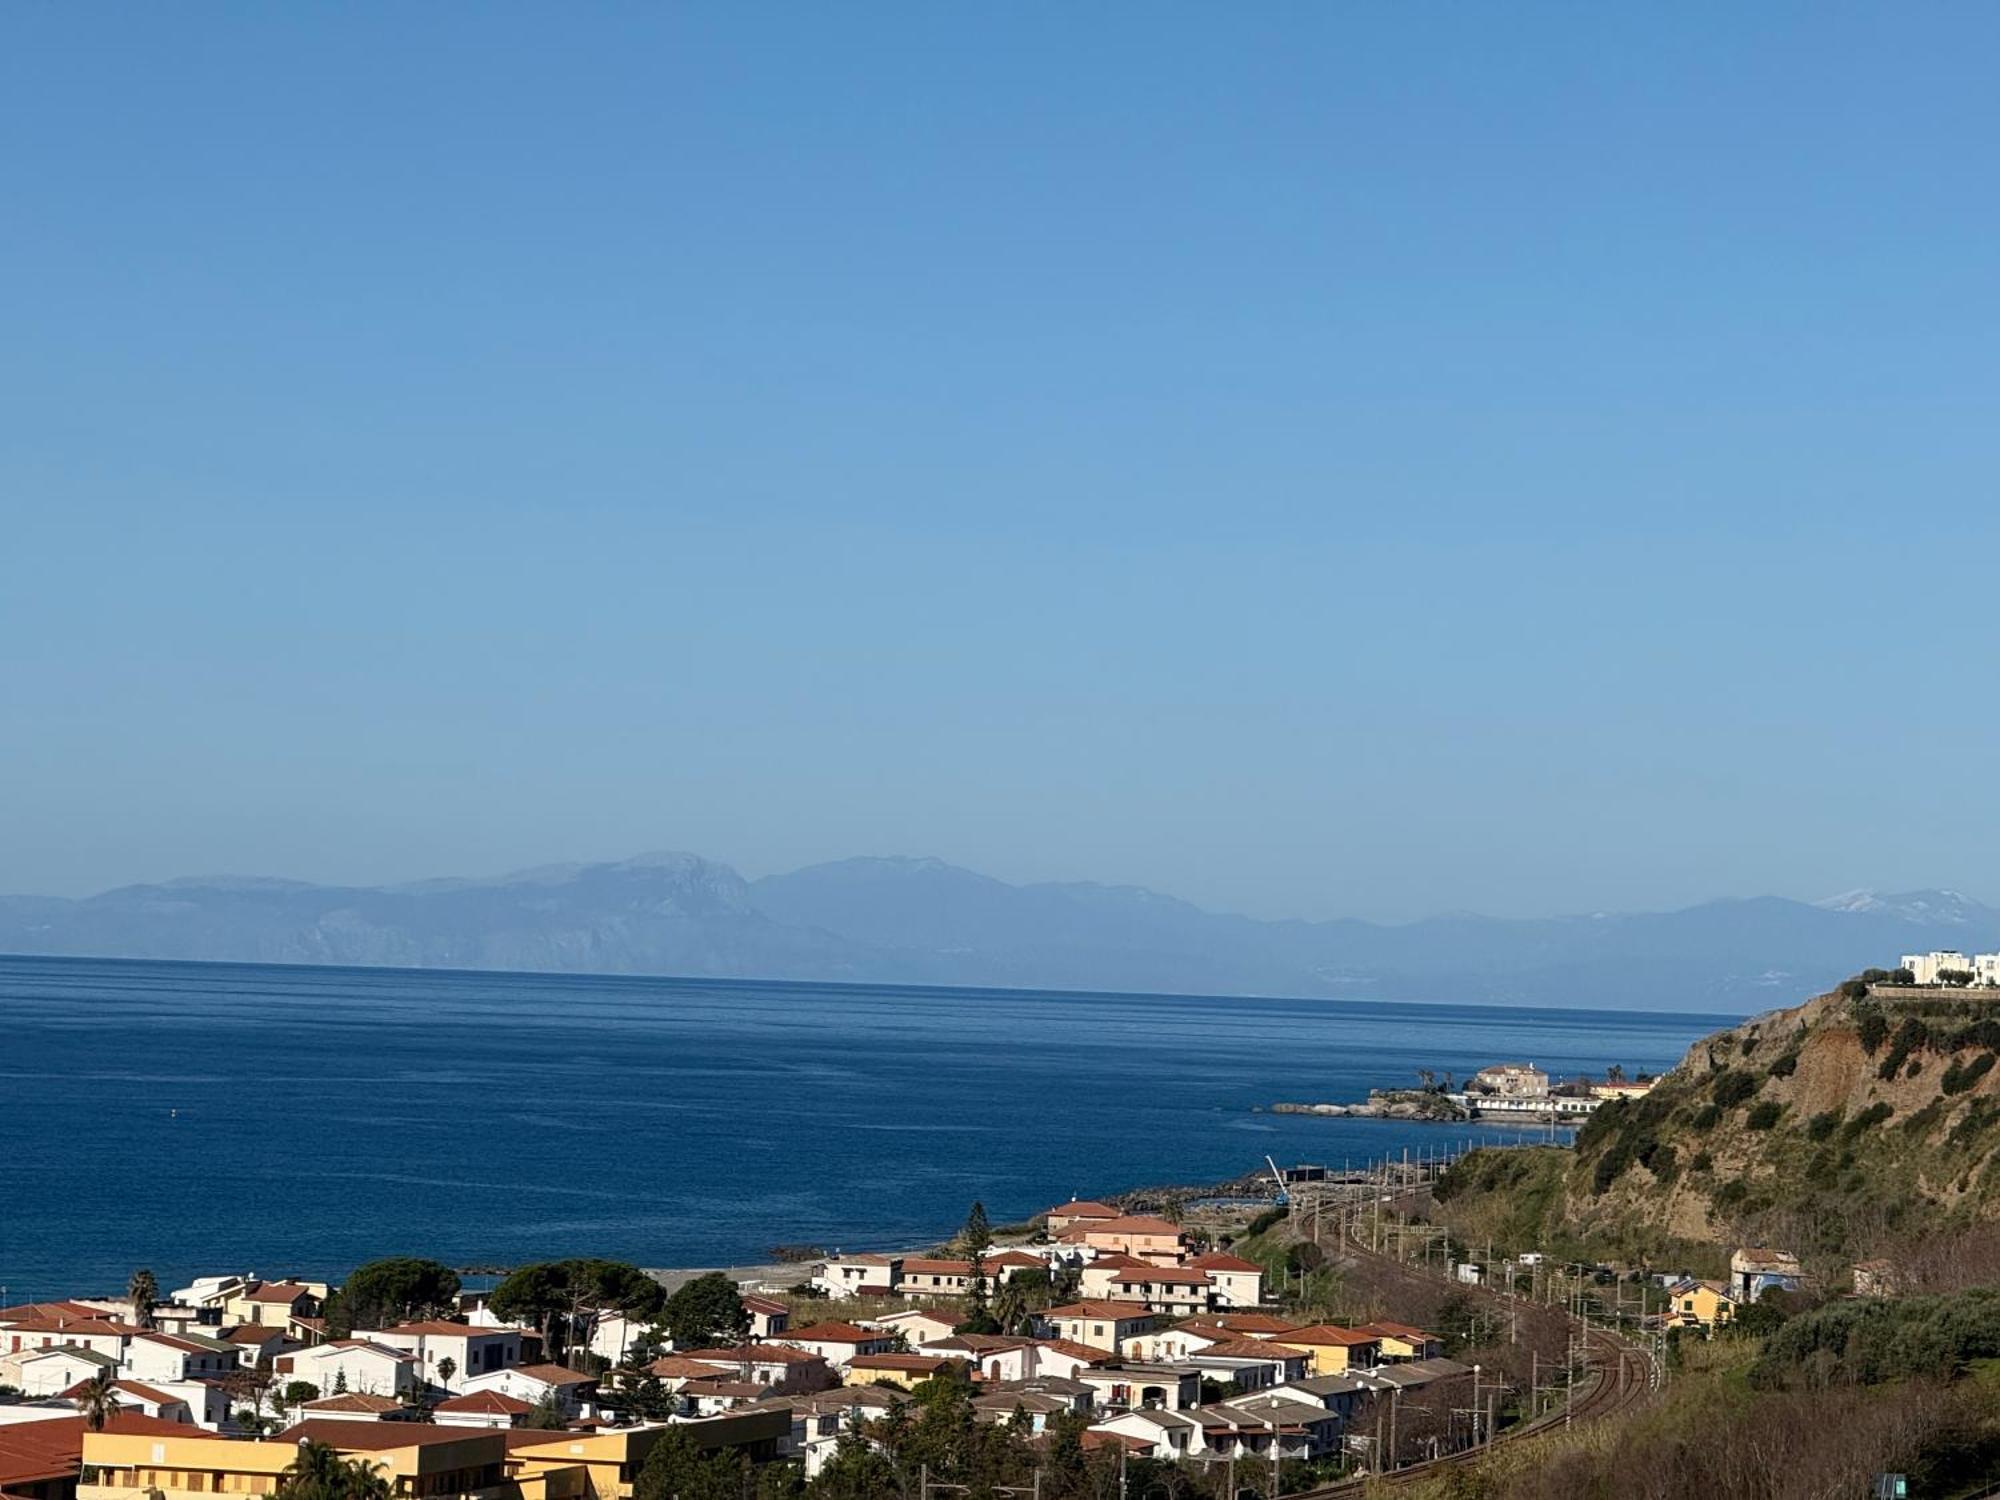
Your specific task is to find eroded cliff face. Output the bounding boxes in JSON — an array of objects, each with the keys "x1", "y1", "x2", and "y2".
[{"x1": 1439, "y1": 981, "x2": 2000, "y2": 1271}]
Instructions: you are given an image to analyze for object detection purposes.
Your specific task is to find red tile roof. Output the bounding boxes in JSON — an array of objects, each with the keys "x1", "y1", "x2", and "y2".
[
  {"x1": 242, "y1": 1281, "x2": 317, "y2": 1304},
  {"x1": 59, "y1": 1378, "x2": 183, "y2": 1406},
  {"x1": 303, "y1": 1393, "x2": 406, "y2": 1413},
  {"x1": 437, "y1": 1391, "x2": 531, "y2": 1414},
  {"x1": 1081, "y1": 1216, "x2": 1182, "y2": 1237},
  {"x1": 681, "y1": 1344, "x2": 825, "y2": 1365},
  {"x1": 901, "y1": 1259, "x2": 973, "y2": 1277},
  {"x1": 787, "y1": 1322, "x2": 890, "y2": 1344},
  {"x1": 278, "y1": 1421, "x2": 502, "y2": 1451},
  {"x1": 846, "y1": 1353, "x2": 957, "y2": 1373},
  {"x1": 1047, "y1": 1200, "x2": 1120, "y2": 1220},
  {"x1": 1189, "y1": 1253, "x2": 1262, "y2": 1273},
  {"x1": 0, "y1": 1414, "x2": 192, "y2": 1490},
  {"x1": 1280, "y1": 1325, "x2": 1379, "y2": 1346},
  {"x1": 1045, "y1": 1301, "x2": 1156, "y2": 1321},
  {"x1": 505, "y1": 1362, "x2": 596, "y2": 1386}
]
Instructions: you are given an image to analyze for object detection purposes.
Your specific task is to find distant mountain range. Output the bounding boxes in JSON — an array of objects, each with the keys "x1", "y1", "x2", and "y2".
[{"x1": 1, "y1": 854, "x2": 1994, "y2": 1013}]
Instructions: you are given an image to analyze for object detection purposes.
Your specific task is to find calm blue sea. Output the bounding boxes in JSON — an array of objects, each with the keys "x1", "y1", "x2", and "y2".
[{"x1": 0, "y1": 956, "x2": 1734, "y2": 1297}]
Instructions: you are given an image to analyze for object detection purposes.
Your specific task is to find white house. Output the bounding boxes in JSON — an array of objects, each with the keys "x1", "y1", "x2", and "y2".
[
  {"x1": 1188, "y1": 1254, "x2": 1265, "y2": 1308},
  {"x1": 70, "y1": 1378, "x2": 195, "y2": 1424},
  {"x1": 1471, "y1": 1063, "x2": 1550, "y2": 1098},
  {"x1": 123, "y1": 1332, "x2": 241, "y2": 1384},
  {"x1": 273, "y1": 1339, "x2": 419, "y2": 1398},
  {"x1": 916, "y1": 1334, "x2": 1036, "y2": 1383},
  {"x1": 1091, "y1": 1407, "x2": 1205, "y2": 1460},
  {"x1": 867, "y1": 1309, "x2": 958, "y2": 1348},
  {"x1": 742, "y1": 1295, "x2": 790, "y2": 1340},
  {"x1": 457, "y1": 1362, "x2": 597, "y2": 1417},
  {"x1": 367, "y1": 1321, "x2": 523, "y2": 1387},
  {"x1": 676, "y1": 1344, "x2": 832, "y2": 1394},
  {"x1": 810, "y1": 1255, "x2": 902, "y2": 1300},
  {"x1": 7, "y1": 1347, "x2": 119, "y2": 1397},
  {"x1": 434, "y1": 1390, "x2": 533, "y2": 1428},
  {"x1": 779, "y1": 1322, "x2": 897, "y2": 1373}
]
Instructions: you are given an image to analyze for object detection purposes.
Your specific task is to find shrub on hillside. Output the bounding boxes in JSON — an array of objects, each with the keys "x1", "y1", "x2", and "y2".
[
  {"x1": 1844, "y1": 1102, "x2": 1894, "y2": 1138},
  {"x1": 1806, "y1": 1109, "x2": 1844, "y2": 1141},
  {"x1": 1857, "y1": 1010, "x2": 1889, "y2": 1055},
  {"x1": 1690, "y1": 1104, "x2": 1723, "y2": 1131},
  {"x1": 1943, "y1": 1053, "x2": 1998, "y2": 1096},
  {"x1": 1713, "y1": 1071, "x2": 1759, "y2": 1108},
  {"x1": 1768, "y1": 1052, "x2": 1799, "y2": 1078},
  {"x1": 1746, "y1": 1101, "x2": 1783, "y2": 1131}
]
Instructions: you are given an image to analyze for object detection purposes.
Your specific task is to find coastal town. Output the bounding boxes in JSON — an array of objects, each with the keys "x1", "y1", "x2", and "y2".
[{"x1": 0, "y1": 1117, "x2": 1822, "y2": 1500}]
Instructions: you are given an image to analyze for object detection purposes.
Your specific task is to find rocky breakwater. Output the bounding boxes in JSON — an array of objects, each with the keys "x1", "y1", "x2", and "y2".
[{"x1": 1271, "y1": 1088, "x2": 1469, "y2": 1121}]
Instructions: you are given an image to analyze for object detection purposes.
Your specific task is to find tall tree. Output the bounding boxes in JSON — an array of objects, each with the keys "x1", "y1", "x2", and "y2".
[
  {"x1": 961, "y1": 1201, "x2": 994, "y2": 1318},
  {"x1": 435, "y1": 1356, "x2": 456, "y2": 1391},
  {"x1": 490, "y1": 1259, "x2": 664, "y2": 1364},
  {"x1": 660, "y1": 1274, "x2": 749, "y2": 1350},
  {"x1": 74, "y1": 1371, "x2": 121, "y2": 1432},
  {"x1": 275, "y1": 1441, "x2": 391, "y2": 1500},
  {"x1": 322, "y1": 1258, "x2": 461, "y2": 1337},
  {"x1": 632, "y1": 1425, "x2": 745, "y2": 1500},
  {"x1": 126, "y1": 1269, "x2": 159, "y2": 1331}
]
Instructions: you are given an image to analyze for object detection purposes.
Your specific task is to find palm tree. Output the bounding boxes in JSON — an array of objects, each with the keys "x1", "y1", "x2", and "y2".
[
  {"x1": 276, "y1": 1440, "x2": 347, "y2": 1500},
  {"x1": 127, "y1": 1269, "x2": 160, "y2": 1331},
  {"x1": 435, "y1": 1356, "x2": 456, "y2": 1391},
  {"x1": 75, "y1": 1371, "x2": 121, "y2": 1432}
]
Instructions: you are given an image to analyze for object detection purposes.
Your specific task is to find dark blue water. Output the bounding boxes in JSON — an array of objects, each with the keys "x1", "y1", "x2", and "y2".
[{"x1": 0, "y1": 956, "x2": 1733, "y2": 1296}]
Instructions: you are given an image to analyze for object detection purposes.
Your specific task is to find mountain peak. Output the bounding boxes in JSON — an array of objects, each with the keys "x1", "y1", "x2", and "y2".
[{"x1": 1813, "y1": 889, "x2": 1994, "y2": 925}]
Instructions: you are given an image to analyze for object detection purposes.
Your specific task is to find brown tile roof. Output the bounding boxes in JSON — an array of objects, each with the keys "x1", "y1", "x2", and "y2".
[
  {"x1": 1356, "y1": 1321, "x2": 1436, "y2": 1342},
  {"x1": 681, "y1": 1344, "x2": 825, "y2": 1365},
  {"x1": 303, "y1": 1393, "x2": 406, "y2": 1413},
  {"x1": 377, "y1": 1320, "x2": 496, "y2": 1337},
  {"x1": 242, "y1": 1281, "x2": 317, "y2": 1304},
  {"x1": 650, "y1": 1355, "x2": 727, "y2": 1378},
  {"x1": 680, "y1": 1378, "x2": 763, "y2": 1398},
  {"x1": 279, "y1": 1421, "x2": 502, "y2": 1451},
  {"x1": 846, "y1": 1353, "x2": 957, "y2": 1373},
  {"x1": 59, "y1": 1378, "x2": 181, "y2": 1405},
  {"x1": 506, "y1": 1362, "x2": 596, "y2": 1386},
  {"x1": 1111, "y1": 1267, "x2": 1211, "y2": 1286},
  {"x1": 1, "y1": 1415, "x2": 192, "y2": 1489},
  {"x1": 437, "y1": 1391, "x2": 531, "y2": 1414},
  {"x1": 986, "y1": 1251, "x2": 1046, "y2": 1268},
  {"x1": 1192, "y1": 1338, "x2": 1301, "y2": 1360},
  {"x1": 1047, "y1": 1200, "x2": 1120, "y2": 1219},
  {"x1": 1188, "y1": 1253, "x2": 1262, "y2": 1273},
  {"x1": 1045, "y1": 1301, "x2": 1156, "y2": 1320},
  {"x1": 741, "y1": 1295, "x2": 787, "y2": 1316},
  {"x1": 0, "y1": 1301, "x2": 115, "y2": 1324},
  {"x1": 1029, "y1": 1339, "x2": 1113, "y2": 1365},
  {"x1": 1279, "y1": 1325, "x2": 1378, "y2": 1346},
  {"x1": 787, "y1": 1322, "x2": 890, "y2": 1344},
  {"x1": 1082, "y1": 1216, "x2": 1182, "y2": 1237},
  {"x1": 901, "y1": 1258, "x2": 973, "y2": 1277}
]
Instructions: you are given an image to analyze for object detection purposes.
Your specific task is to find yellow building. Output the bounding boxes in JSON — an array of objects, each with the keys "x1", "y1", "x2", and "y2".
[
  {"x1": 1271, "y1": 1325, "x2": 1381, "y2": 1376},
  {"x1": 841, "y1": 1353, "x2": 959, "y2": 1390},
  {"x1": 80, "y1": 1423, "x2": 521, "y2": 1500},
  {"x1": 506, "y1": 1414, "x2": 786, "y2": 1500},
  {"x1": 1667, "y1": 1280, "x2": 1738, "y2": 1333}
]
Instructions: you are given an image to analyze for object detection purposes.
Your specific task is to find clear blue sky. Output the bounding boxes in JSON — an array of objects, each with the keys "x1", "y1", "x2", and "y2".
[{"x1": 3, "y1": 4, "x2": 1997, "y2": 921}]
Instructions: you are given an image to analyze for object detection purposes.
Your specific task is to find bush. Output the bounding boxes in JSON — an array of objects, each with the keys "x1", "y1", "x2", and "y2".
[
  {"x1": 1806, "y1": 1109, "x2": 1843, "y2": 1141},
  {"x1": 1690, "y1": 1150, "x2": 1714, "y2": 1173},
  {"x1": 1713, "y1": 1071, "x2": 1760, "y2": 1108},
  {"x1": 1844, "y1": 1102, "x2": 1894, "y2": 1138},
  {"x1": 1767, "y1": 1052, "x2": 1799, "y2": 1078},
  {"x1": 1746, "y1": 1101, "x2": 1783, "y2": 1131},
  {"x1": 1857, "y1": 1010, "x2": 1889, "y2": 1054},
  {"x1": 1713, "y1": 1178, "x2": 1750, "y2": 1210},
  {"x1": 1942, "y1": 1053, "x2": 1997, "y2": 1096},
  {"x1": 1690, "y1": 1103, "x2": 1723, "y2": 1131},
  {"x1": 1246, "y1": 1205, "x2": 1287, "y2": 1236}
]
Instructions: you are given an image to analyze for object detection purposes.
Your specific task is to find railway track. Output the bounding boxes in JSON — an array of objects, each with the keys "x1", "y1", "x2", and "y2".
[{"x1": 1287, "y1": 1185, "x2": 1660, "y2": 1495}]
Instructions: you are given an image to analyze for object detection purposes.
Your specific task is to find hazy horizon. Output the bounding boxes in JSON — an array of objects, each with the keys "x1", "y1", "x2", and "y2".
[
  {"x1": 5, "y1": 845, "x2": 1991, "y2": 930},
  {"x1": 6, "y1": 5, "x2": 1999, "y2": 923}
]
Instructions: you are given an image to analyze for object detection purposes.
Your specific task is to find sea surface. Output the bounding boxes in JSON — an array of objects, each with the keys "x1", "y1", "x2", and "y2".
[{"x1": 0, "y1": 955, "x2": 1735, "y2": 1296}]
